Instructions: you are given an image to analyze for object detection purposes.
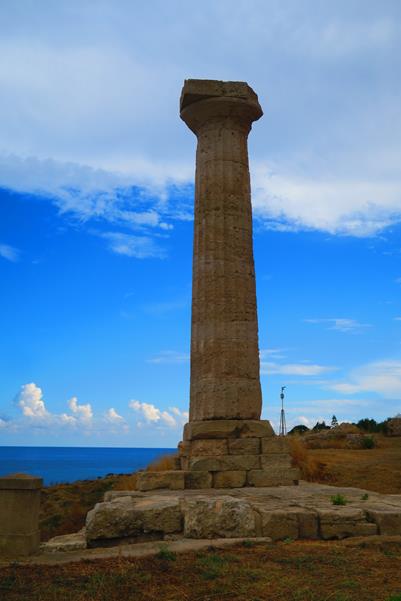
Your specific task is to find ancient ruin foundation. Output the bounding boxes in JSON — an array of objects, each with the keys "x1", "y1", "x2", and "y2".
[{"x1": 137, "y1": 79, "x2": 299, "y2": 491}]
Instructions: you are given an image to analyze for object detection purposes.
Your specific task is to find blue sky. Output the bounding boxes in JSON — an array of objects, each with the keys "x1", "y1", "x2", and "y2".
[{"x1": 1, "y1": 0, "x2": 401, "y2": 446}]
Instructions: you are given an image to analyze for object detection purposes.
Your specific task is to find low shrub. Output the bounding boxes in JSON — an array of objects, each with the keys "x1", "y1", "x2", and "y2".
[
  {"x1": 156, "y1": 545, "x2": 176, "y2": 561},
  {"x1": 361, "y1": 436, "x2": 376, "y2": 449},
  {"x1": 331, "y1": 494, "x2": 347, "y2": 506}
]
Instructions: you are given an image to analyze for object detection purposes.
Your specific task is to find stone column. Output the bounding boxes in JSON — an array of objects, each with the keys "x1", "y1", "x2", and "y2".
[
  {"x1": 180, "y1": 80, "x2": 263, "y2": 422},
  {"x1": 0, "y1": 474, "x2": 42, "y2": 556},
  {"x1": 136, "y1": 80, "x2": 300, "y2": 492}
]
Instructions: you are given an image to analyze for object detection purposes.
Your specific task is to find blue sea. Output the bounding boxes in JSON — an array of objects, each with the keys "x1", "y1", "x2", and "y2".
[{"x1": 0, "y1": 446, "x2": 175, "y2": 486}]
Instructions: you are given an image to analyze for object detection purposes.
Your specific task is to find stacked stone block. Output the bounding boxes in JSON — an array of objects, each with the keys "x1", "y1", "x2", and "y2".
[{"x1": 137, "y1": 421, "x2": 300, "y2": 491}]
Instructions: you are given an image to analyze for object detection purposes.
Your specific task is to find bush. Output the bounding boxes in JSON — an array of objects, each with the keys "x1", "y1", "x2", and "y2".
[
  {"x1": 361, "y1": 436, "x2": 375, "y2": 449},
  {"x1": 331, "y1": 494, "x2": 347, "y2": 506},
  {"x1": 156, "y1": 545, "x2": 176, "y2": 561}
]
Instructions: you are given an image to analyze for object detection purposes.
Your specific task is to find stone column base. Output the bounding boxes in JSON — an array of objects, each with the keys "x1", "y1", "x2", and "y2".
[
  {"x1": 0, "y1": 474, "x2": 42, "y2": 557},
  {"x1": 136, "y1": 420, "x2": 300, "y2": 492},
  {"x1": 0, "y1": 532, "x2": 40, "y2": 556}
]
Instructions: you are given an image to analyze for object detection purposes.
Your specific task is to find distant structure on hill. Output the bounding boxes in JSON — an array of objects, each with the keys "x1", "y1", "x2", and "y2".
[{"x1": 279, "y1": 386, "x2": 287, "y2": 436}]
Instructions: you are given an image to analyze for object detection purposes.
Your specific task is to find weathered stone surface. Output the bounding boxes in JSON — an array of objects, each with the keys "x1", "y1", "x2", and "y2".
[
  {"x1": 213, "y1": 471, "x2": 247, "y2": 488},
  {"x1": 260, "y1": 453, "x2": 293, "y2": 470},
  {"x1": 42, "y1": 530, "x2": 87, "y2": 553},
  {"x1": 180, "y1": 79, "x2": 262, "y2": 113},
  {"x1": 0, "y1": 473, "x2": 42, "y2": 557},
  {"x1": 189, "y1": 454, "x2": 260, "y2": 472},
  {"x1": 261, "y1": 437, "x2": 290, "y2": 454},
  {"x1": 366, "y1": 508, "x2": 401, "y2": 535},
  {"x1": 318, "y1": 508, "x2": 378, "y2": 540},
  {"x1": 257, "y1": 509, "x2": 299, "y2": 541},
  {"x1": 136, "y1": 471, "x2": 185, "y2": 492},
  {"x1": 178, "y1": 441, "x2": 190, "y2": 456},
  {"x1": 297, "y1": 510, "x2": 319, "y2": 539},
  {"x1": 184, "y1": 471, "x2": 212, "y2": 490},
  {"x1": 181, "y1": 79, "x2": 263, "y2": 422},
  {"x1": 180, "y1": 457, "x2": 189, "y2": 470},
  {"x1": 183, "y1": 496, "x2": 256, "y2": 539},
  {"x1": 190, "y1": 439, "x2": 228, "y2": 456},
  {"x1": 184, "y1": 420, "x2": 274, "y2": 441},
  {"x1": 228, "y1": 438, "x2": 260, "y2": 455},
  {"x1": 247, "y1": 468, "x2": 300, "y2": 487},
  {"x1": 86, "y1": 497, "x2": 182, "y2": 544}
]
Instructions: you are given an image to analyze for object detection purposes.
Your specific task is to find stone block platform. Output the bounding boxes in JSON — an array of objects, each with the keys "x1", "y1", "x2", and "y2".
[
  {"x1": 137, "y1": 420, "x2": 300, "y2": 491},
  {"x1": 79, "y1": 482, "x2": 401, "y2": 548}
]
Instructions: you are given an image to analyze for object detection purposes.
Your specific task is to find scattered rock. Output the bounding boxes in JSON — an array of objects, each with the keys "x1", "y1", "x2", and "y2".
[{"x1": 41, "y1": 530, "x2": 86, "y2": 553}]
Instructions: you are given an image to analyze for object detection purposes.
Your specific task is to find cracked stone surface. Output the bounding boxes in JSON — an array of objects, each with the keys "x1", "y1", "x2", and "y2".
[{"x1": 82, "y1": 482, "x2": 401, "y2": 545}]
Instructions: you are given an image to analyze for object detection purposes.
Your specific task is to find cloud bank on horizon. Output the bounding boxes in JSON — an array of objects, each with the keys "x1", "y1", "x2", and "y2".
[{"x1": 0, "y1": 0, "x2": 401, "y2": 242}]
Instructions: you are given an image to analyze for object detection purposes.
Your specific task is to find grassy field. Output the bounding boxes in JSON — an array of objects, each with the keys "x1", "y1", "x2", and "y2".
[
  {"x1": 1, "y1": 540, "x2": 401, "y2": 601},
  {"x1": 308, "y1": 435, "x2": 401, "y2": 494}
]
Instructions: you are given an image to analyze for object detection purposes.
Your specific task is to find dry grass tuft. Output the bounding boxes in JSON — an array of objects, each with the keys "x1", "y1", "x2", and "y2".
[
  {"x1": 112, "y1": 473, "x2": 138, "y2": 491},
  {"x1": 289, "y1": 437, "x2": 333, "y2": 482},
  {"x1": 146, "y1": 454, "x2": 177, "y2": 472}
]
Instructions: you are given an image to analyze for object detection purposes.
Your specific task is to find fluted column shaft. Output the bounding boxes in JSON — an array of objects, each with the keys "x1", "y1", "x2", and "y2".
[{"x1": 180, "y1": 80, "x2": 263, "y2": 422}]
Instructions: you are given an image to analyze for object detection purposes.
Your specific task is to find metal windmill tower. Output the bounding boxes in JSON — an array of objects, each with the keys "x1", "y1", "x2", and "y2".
[{"x1": 279, "y1": 386, "x2": 287, "y2": 436}]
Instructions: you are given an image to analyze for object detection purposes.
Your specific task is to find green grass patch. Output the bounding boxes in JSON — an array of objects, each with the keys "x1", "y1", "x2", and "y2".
[{"x1": 331, "y1": 494, "x2": 347, "y2": 506}]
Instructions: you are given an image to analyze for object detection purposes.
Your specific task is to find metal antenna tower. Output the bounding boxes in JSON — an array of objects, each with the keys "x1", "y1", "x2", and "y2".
[{"x1": 279, "y1": 386, "x2": 287, "y2": 436}]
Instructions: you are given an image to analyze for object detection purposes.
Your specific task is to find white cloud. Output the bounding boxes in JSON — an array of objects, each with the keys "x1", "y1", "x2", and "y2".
[
  {"x1": 100, "y1": 232, "x2": 166, "y2": 260},
  {"x1": 129, "y1": 400, "x2": 160, "y2": 422},
  {"x1": 0, "y1": 2, "x2": 400, "y2": 239},
  {"x1": 104, "y1": 407, "x2": 129, "y2": 432},
  {"x1": 252, "y1": 166, "x2": 401, "y2": 237},
  {"x1": 0, "y1": 243, "x2": 19, "y2": 262},
  {"x1": 147, "y1": 350, "x2": 189, "y2": 364},
  {"x1": 59, "y1": 413, "x2": 77, "y2": 426},
  {"x1": 8, "y1": 383, "x2": 135, "y2": 435},
  {"x1": 259, "y1": 348, "x2": 286, "y2": 360},
  {"x1": 129, "y1": 399, "x2": 184, "y2": 428},
  {"x1": 160, "y1": 411, "x2": 176, "y2": 428},
  {"x1": 329, "y1": 359, "x2": 401, "y2": 398},
  {"x1": 395, "y1": 317, "x2": 401, "y2": 321},
  {"x1": 170, "y1": 406, "x2": 189, "y2": 424},
  {"x1": 17, "y1": 383, "x2": 48, "y2": 418},
  {"x1": 68, "y1": 396, "x2": 93, "y2": 424},
  {"x1": 105, "y1": 407, "x2": 124, "y2": 423},
  {"x1": 304, "y1": 318, "x2": 370, "y2": 333},
  {"x1": 261, "y1": 362, "x2": 335, "y2": 376}
]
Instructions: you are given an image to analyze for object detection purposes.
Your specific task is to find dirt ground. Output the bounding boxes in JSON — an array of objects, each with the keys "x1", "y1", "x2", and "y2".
[
  {"x1": 309, "y1": 436, "x2": 401, "y2": 494},
  {"x1": 1, "y1": 539, "x2": 401, "y2": 601}
]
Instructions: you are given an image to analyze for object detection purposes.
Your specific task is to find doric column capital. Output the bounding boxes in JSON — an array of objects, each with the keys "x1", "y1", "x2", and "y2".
[{"x1": 180, "y1": 79, "x2": 263, "y2": 135}]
